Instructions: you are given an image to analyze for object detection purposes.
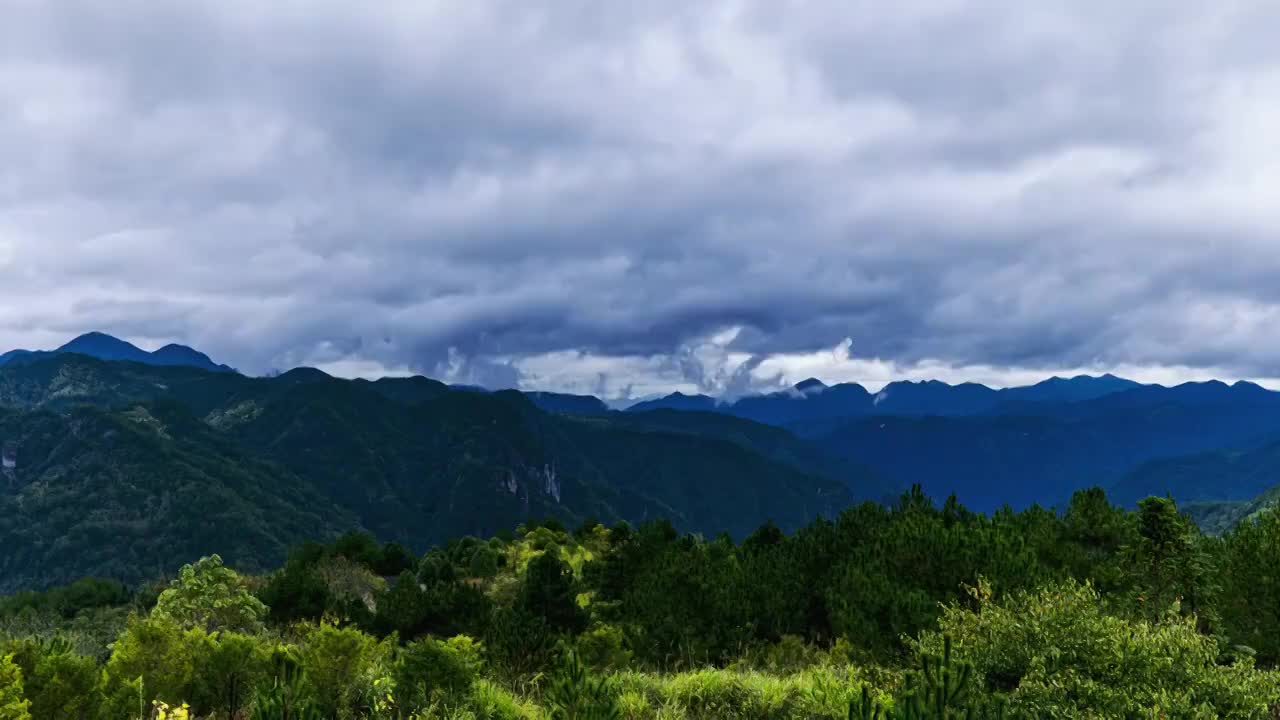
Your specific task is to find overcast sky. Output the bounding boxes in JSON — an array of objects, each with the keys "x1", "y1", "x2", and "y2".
[{"x1": 4, "y1": 1, "x2": 1280, "y2": 398}]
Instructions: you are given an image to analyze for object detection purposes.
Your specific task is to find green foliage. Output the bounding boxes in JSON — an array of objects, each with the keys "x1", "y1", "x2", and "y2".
[
  {"x1": 392, "y1": 635, "x2": 483, "y2": 712},
  {"x1": 153, "y1": 555, "x2": 268, "y2": 634},
  {"x1": 101, "y1": 615, "x2": 195, "y2": 709},
  {"x1": 0, "y1": 579, "x2": 131, "y2": 620},
  {"x1": 520, "y1": 551, "x2": 587, "y2": 635},
  {"x1": 470, "y1": 546, "x2": 501, "y2": 579},
  {"x1": 254, "y1": 648, "x2": 323, "y2": 720},
  {"x1": 258, "y1": 545, "x2": 333, "y2": 624},
  {"x1": 1123, "y1": 497, "x2": 1217, "y2": 626},
  {"x1": 2, "y1": 637, "x2": 98, "y2": 720},
  {"x1": 1217, "y1": 504, "x2": 1280, "y2": 664},
  {"x1": 294, "y1": 621, "x2": 393, "y2": 718},
  {"x1": 545, "y1": 651, "x2": 621, "y2": 720},
  {"x1": 486, "y1": 607, "x2": 556, "y2": 680},
  {"x1": 0, "y1": 655, "x2": 29, "y2": 720},
  {"x1": 575, "y1": 624, "x2": 633, "y2": 673},
  {"x1": 914, "y1": 579, "x2": 1279, "y2": 718},
  {"x1": 188, "y1": 631, "x2": 270, "y2": 719},
  {"x1": 0, "y1": 490, "x2": 1278, "y2": 718},
  {"x1": 0, "y1": 398, "x2": 357, "y2": 593},
  {"x1": 373, "y1": 571, "x2": 432, "y2": 639},
  {"x1": 0, "y1": 353, "x2": 856, "y2": 594}
]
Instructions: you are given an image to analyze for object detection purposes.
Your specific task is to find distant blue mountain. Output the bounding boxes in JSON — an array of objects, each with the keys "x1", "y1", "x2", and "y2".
[
  {"x1": 872, "y1": 380, "x2": 998, "y2": 415},
  {"x1": 808, "y1": 379, "x2": 1280, "y2": 512},
  {"x1": 0, "y1": 349, "x2": 33, "y2": 366},
  {"x1": 627, "y1": 391, "x2": 719, "y2": 413},
  {"x1": 526, "y1": 391, "x2": 611, "y2": 416},
  {"x1": 0, "y1": 332, "x2": 236, "y2": 373},
  {"x1": 1000, "y1": 373, "x2": 1140, "y2": 404},
  {"x1": 57, "y1": 331, "x2": 154, "y2": 362},
  {"x1": 624, "y1": 374, "x2": 1150, "y2": 427}
]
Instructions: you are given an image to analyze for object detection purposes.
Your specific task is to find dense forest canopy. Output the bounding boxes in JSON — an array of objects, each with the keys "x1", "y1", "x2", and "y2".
[{"x1": 1, "y1": 488, "x2": 1278, "y2": 718}]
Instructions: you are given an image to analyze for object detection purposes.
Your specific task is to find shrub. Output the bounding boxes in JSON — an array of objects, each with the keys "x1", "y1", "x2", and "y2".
[
  {"x1": 394, "y1": 636, "x2": 483, "y2": 712},
  {"x1": 576, "y1": 625, "x2": 632, "y2": 673},
  {"x1": 914, "y1": 579, "x2": 1280, "y2": 718},
  {"x1": 295, "y1": 621, "x2": 394, "y2": 718},
  {"x1": 0, "y1": 655, "x2": 29, "y2": 720}
]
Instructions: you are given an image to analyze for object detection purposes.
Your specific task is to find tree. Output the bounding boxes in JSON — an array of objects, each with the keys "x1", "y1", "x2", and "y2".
[
  {"x1": 520, "y1": 551, "x2": 586, "y2": 634},
  {"x1": 153, "y1": 555, "x2": 268, "y2": 634},
  {"x1": 913, "y1": 579, "x2": 1277, "y2": 717},
  {"x1": 3, "y1": 638, "x2": 97, "y2": 720},
  {"x1": 372, "y1": 572, "x2": 430, "y2": 639},
  {"x1": 296, "y1": 622, "x2": 393, "y2": 718},
  {"x1": 101, "y1": 616, "x2": 195, "y2": 713},
  {"x1": 189, "y1": 632, "x2": 269, "y2": 719},
  {"x1": 469, "y1": 546, "x2": 500, "y2": 579},
  {"x1": 392, "y1": 636, "x2": 481, "y2": 713},
  {"x1": 1218, "y1": 506, "x2": 1280, "y2": 663},
  {"x1": 1124, "y1": 497, "x2": 1216, "y2": 626}
]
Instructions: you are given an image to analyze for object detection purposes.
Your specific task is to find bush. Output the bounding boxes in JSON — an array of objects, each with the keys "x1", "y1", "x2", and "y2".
[
  {"x1": 295, "y1": 622, "x2": 394, "y2": 718},
  {"x1": 486, "y1": 608, "x2": 556, "y2": 679},
  {"x1": 101, "y1": 615, "x2": 196, "y2": 710},
  {"x1": 575, "y1": 624, "x2": 632, "y2": 673},
  {"x1": 2, "y1": 637, "x2": 98, "y2": 720},
  {"x1": 393, "y1": 636, "x2": 483, "y2": 712},
  {"x1": 0, "y1": 655, "x2": 29, "y2": 720},
  {"x1": 914, "y1": 579, "x2": 1280, "y2": 718},
  {"x1": 544, "y1": 650, "x2": 621, "y2": 720}
]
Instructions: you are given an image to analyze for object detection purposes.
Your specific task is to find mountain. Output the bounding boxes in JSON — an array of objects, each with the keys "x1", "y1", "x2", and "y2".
[
  {"x1": 806, "y1": 382, "x2": 1280, "y2": 512},
  {"x1": 626, "y1": 392, "x2": 718, "y2": 413},
  {"x1": 148, "y1": 343, "x2": 235, "y2": 372},
  {"x1": 56, "y1": 331, "x2": 153, "y2": 363},
  {"x1": 0, "y1": 332, "x2": 236, "y2": 374},
  {"x1": 0, "y1": 350, "x2": 32, "y2": 366},
  {"x1": 626, "y1": 374, "x2": 1147, "y2": 428},
  {"x1": 1109, "y1": 435, "x2": 1280, "y2": 534},
  {"x1": 0, "y1": 354, "x2": 854, "y2": 588},
  {"x1": 1185, "y1": 481, "x2": 1280, "y2": 536},
  {"x1": 1109, "y1": 439, "x2": 1280, "y2": 508},
  {"x1": 526, "y1": 391, "x2": 611, "y2": 416},
  {"x1": 600, "y1": 408, "x2": 898, "y2": 502},
  {"x1": 0, "y1": 402, "x2": 356, "y2": 591},
  {"x1": 999, "y1": 373, "x2": 1141, "y2": 405},
  {"x1": 730, "y1": 382, "x2": 876, "y2": 426},
  {"x1": 871, "y1": 380, "x2": 999, "y2": 415}
]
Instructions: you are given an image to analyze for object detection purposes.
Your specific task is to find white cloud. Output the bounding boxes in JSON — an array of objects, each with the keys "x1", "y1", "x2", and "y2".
[{"x1": 3, "y1": 1, "x2": 1280, "y2": 394}]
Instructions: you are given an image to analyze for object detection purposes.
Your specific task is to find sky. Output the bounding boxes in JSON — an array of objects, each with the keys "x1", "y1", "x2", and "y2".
[{"x1": 4, "y1": 1, "x2": 1280, "y2": 399}]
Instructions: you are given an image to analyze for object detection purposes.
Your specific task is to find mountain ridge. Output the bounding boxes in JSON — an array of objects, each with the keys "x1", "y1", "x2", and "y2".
[
  {"x1": 0, "y1": 331, "x2": 236, "y2": 374},
  {"x1": 0, "y1": 353, "x2": 856, "y2": 589}
]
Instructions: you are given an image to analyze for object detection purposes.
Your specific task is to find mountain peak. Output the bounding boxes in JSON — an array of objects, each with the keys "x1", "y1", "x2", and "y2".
[
  {"x1": 2, "y1": 331, "x2": 242, "y2": 373},
  {"x1": 57, "y1": 332, "x2": 150, "y2": 362},
  {"x1": 794, "y1": 378, "x2": 827, "y2": 395}
]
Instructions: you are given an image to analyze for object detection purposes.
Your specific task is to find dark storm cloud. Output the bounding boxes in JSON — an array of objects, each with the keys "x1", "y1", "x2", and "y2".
[{"x1": 4, "y1": 1, "x2": 1280, "y2": 394}]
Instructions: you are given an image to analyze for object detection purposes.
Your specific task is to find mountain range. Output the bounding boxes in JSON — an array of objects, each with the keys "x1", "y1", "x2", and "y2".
[
  {"x1": 0, "y1": 332, "x2": 236, "y2": 374},
  {"x1": 5, "y1": 331, "x2": 1280, "y2": 589},
  {"x1": 625, "y1": 373, "x2": 1143, "y2": 424},
  {"x1": 0, "y1": 337, "x2": 862, "y2": 590},
  {"x1": 612, "y1": 373, "x2": 1280, "y2": 520}
]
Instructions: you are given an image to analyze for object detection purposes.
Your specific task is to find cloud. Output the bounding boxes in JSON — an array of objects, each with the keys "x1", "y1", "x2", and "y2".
[{"x1": 3, "y1": 2, "x2": 1280, "y2": 396}]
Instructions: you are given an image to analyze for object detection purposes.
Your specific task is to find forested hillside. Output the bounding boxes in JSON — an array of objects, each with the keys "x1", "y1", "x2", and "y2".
[
  {"x1": 0, "y1": 354, "x2": 855, "y2": 589},
  {"x1": 0, "y1": 490, "x2": 1277, "y2": 718}
]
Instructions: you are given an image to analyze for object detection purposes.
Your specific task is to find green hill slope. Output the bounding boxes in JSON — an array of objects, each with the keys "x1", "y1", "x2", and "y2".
[{"x1": 0, "y1": 355, "x2": 854, "y2": 588}]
